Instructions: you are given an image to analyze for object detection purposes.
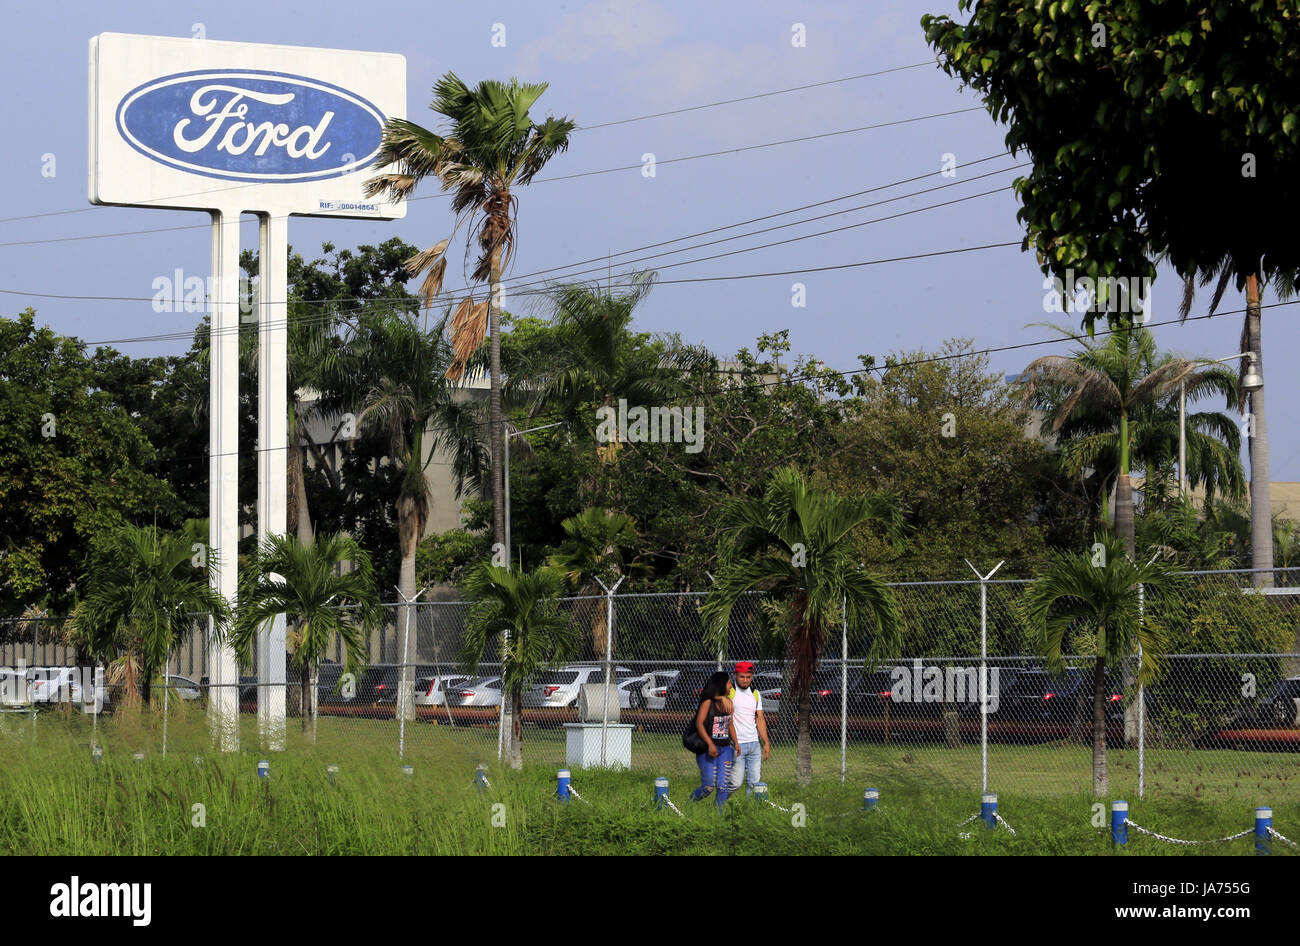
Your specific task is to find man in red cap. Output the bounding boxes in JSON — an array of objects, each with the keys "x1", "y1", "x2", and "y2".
[{"x1": 728, "y1": 661, "x2": 770, "y2": 794}]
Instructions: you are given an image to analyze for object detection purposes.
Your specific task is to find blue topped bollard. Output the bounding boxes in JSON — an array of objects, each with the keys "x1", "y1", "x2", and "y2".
[
  {"x1": 981, "y1": 793, "x2": 998, "y2": 830},
  {"x1": 1111, "y1": 800, "x2": 1128, "y2": 847},
  {"x1": 557, "y1": 769, "x2": 571, "y2": 804},
  {"x1": 257, "y1": 759, "x2": 270, "y2": 780},
  {"x1": 863, "y1": 787, "x2": 879, "y2": 811},
  {"x1": 91, "y1": 745, "x2": 103, "y2": 764},
  {"x1": 1256, "y1": 806, "x2": 1272, "y2": 856},
  {"x1": 751, "y1": 782, "x2": 769, "y2": 804},
  {"x1": 475, "y1": 765, "x2": 489, "y2": 793},
  {"x1": 654, "y1": 776, "x2": 669, "y2": 810},
  {"x1": 401, "y1": 764, "x2": 414, "y2": 777},
  {"x1": 327, "y1": 764, "x2": 339, "y2": 785}
]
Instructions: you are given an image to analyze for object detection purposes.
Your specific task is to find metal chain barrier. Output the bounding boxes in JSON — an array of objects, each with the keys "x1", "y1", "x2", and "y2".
[
  {"x1": 1268, "y1": 826, "x2": 1299, "y2": 849},
  {"x1": 994, "y1": 812, "x2": 1016, "y2": 835},
  {"x1": 663, "y1": 795, "x2": 685, "y2": 818},
  {"x1": 567, "y1": 784, "x2": 591, "y2": 806},
  {"x1": 1124, "y1": 819, "x2": 1252, "y2": 846}
]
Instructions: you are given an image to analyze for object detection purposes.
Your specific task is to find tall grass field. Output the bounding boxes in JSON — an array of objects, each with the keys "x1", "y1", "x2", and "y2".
[{"x1": 1, "y1": 707, "x2": 1295, "y2": 855}]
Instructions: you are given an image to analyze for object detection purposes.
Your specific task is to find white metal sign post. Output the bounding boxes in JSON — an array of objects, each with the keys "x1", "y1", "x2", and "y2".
[{"x1": 90, "y1": 33, "x2": 406, "y2": 751}]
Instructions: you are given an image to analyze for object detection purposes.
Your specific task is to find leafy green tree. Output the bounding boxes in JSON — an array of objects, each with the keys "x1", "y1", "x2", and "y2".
[
  {"x1": 72, "y1": 523, "x2": 230, "y2": 707},
  {"x1": 1021, "y1": 534, "x2": 1180, "y2": 796},
  {"x1": 923, "y1": 0, "x2": 1300, "y2": 582},
  {"x1": 0, "y1": 311, "x2": 179, "y2": 615},
  {"x1": 229, "y1": 532, "x2": 381, "y2": 742},
  {"x1": 700, "y1": 467, "x2": 902, "y2": 786},
  {"x1": 826, "y1": 339, "x2": 1065, "y2": 580},
  {"x1": 922, "y1": 0, "x2": 1300, "y2": 307},
  {"x1": 365, "y1": 72, "x2": 576, "y2": 565},
  {"x1": 460, "y1": 564, "x2": 579, "y2": 769}
]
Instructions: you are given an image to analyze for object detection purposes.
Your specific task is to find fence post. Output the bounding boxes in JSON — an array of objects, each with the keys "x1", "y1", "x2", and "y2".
[
  {"x1": 966, "y1": 560, "x2": 1004, "y2": 796},
  {"x1": 162, "y1": 663, "x2": 169, "y2": 757},
  {"x1": 595, "y1": 576, "x2": 625, "y2": 768},
  {"x1": 840, "y1": 594, "x2": 847, "y2": 785},
  {"x1": 394, "y1": 587, "x2": 425, "y2": 761}
]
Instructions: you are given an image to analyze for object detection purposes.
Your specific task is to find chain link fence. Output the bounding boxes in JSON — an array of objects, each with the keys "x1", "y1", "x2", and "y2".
[{"x1": 3, "y1": 569, "x2": 1298, "y2": 799}]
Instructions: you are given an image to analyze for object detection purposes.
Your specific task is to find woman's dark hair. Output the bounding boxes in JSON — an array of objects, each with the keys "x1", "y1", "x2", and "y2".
[{"x1": 700, "y1": 671, "x2": 731, "y2": 703}]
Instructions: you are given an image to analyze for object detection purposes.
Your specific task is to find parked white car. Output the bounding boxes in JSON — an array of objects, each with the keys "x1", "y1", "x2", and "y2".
[
  {"x1": 28, "y1": 667, "x2": 109, "y2": 714},
  {"x1": 522, "y1": 665, "x2": 633, "y2": 709},
  {"x1": 445, "y1": 676, "x2": 503, "y2": 707},
  {"x1": 414, "y1": 673, "x2": 472, "y2": 707},
  {"x1": 638, "y1": 670, "x2": 680, "y2": 710},
  {"x1": 617, "y1": 675, "x2": 646, "y2": 709}
]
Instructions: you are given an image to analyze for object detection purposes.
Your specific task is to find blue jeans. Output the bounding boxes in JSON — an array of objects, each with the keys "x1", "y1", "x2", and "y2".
[
  {"x1": 691, "y1": 744, "x2": 734, "y2": 807},
  {"x1": 729, "y1": 741, "x2": 762, "y2": 793}
]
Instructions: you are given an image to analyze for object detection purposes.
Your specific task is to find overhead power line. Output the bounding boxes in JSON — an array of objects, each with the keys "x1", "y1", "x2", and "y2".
[
  {"x1": 3, "y1": 156, "x2": 1020, "y2": 319},
  {"x1": 0, "y1": 63, "x2": 948, "y2": 226},
  {"x1": 575, "y1": 62, "x2": 934, "y2": 130}
]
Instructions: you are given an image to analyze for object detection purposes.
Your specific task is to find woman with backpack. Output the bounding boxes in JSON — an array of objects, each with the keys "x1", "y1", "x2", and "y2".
[{"x1": 685, "y1": 670, "x2": 739, "y2": 807}]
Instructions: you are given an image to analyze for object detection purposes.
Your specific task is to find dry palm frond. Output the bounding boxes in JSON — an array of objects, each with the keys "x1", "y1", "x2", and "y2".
[
  {"x1": 418, "y1": 258, "x2": 449, "y2": 309},
  {"x1": 446, "y1": 298, "x2": 489, "y2": 379},
  {"x1": 363, "y1": 173, "x2": 417, "y2": 201},
  {"x1": 404, "y1": 238, "x2": 450, "y2": 278}
]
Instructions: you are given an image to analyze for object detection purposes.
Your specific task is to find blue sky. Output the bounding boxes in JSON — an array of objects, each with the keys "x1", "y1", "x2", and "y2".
[{"x1": 3, "y1": 0, "x2": 1295, "y2": 478}]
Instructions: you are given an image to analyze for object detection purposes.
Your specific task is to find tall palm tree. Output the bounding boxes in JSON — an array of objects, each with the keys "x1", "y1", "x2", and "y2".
[
  {"x1": 318, "y1": 309, "x2": 487, "y2": 720},
  {"x1": 1020, "y1": 323, "x2": 1241, "y2": 558},
  {"x1": 547, "y1": 507, "x2": 650, "y2": 656},
  {"x1": 517, "y1": 273, "x2": 715, "y2": 465},
  {"x1": 1021, "y1": 534, "x2": 1180, "y2": 797},
  {"x1": 1177, "y1": 261, "x2": 1299, "y2": 586},
  {"x1": 461, "y1": 564, "x2": 579, "y2": 769},
  {"x1": 228, "y1": 532, "x2": 381, "y2": 742},
  {"x1": 72, "y1": 523, "x2": 231, "y2": 707},
  {"x1": 365, "y1": 73, "x2": 576, "y2": 549},
  {"x1": 700, "y1": 467, "x2": 902, "y2": 786}
]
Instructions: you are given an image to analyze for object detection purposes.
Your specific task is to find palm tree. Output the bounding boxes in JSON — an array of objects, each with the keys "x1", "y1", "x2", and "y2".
[
  {"x1": 547, "y1": 507, "x2": 650, "y2": 656},
  {"x1": 700, "y1": 467, "x2": 902, "y2": 786},
  {"x1": 517, "y1": 273, "x2": 715, "y2": 465},
  {"x1": 1176, "y1": 261, "x2": 1299, "y2": 585},
  {"x1": 228, "y1": 532, "x2": 381, "y2": 742},
  {"x1": 365, "y1": 72, "x2": 576, "y2": 553},
  {"x1": 1021, "y1": 534, "x2": 1180, "y2": 797},
  {"x1": 1020, "y1": 323, "x2": 1242, "y2": 558},
  {"x1": 318, "y1": 309, "x2": 487, "y2": 721},
  {"x1": 72, "y1": 523, "x2": 231, "y2": 708},
  {"x1": 460, "y1": 564, "x2": 579, "y2": 769}
]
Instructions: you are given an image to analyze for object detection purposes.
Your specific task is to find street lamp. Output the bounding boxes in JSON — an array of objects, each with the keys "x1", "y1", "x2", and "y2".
[{"x1": 1179, "y1": 351, "x2": 1261, "y2": 498}]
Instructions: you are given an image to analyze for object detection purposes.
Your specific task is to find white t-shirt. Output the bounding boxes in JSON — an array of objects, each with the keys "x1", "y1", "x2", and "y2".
[{"x1": 730, "y1": 686, "x2": 762, "y2": 743}]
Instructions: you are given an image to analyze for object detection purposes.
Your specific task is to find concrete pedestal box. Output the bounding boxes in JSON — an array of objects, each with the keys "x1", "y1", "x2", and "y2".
[{"x1": 564, "y1": 722, "x2": 633, "y2": 769}]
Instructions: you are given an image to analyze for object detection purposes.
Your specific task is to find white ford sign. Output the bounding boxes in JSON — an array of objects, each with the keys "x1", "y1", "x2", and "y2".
[{"x1": 89, "y1": 33, "x2": 406, "y2": 217}]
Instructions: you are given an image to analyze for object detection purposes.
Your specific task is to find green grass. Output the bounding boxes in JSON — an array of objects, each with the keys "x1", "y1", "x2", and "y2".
[{"x1": 1, "y1": 708, "x2": 1295, "y2": 855}]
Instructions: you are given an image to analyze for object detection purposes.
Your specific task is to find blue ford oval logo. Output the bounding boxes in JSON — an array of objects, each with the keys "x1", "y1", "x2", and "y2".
[{"x1": 116, "y1": 69, "x2": 386, "y2": 183}]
